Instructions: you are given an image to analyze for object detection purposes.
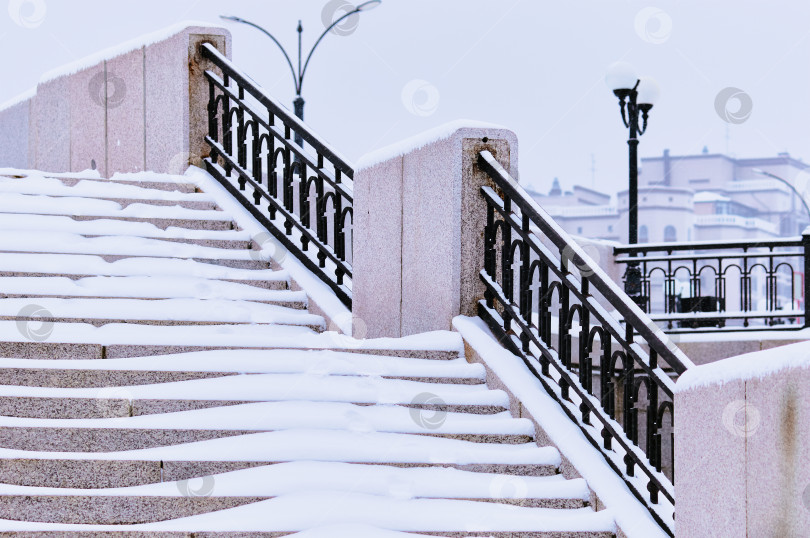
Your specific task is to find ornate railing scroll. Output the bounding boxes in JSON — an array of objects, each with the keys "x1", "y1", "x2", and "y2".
[
  {"x1": 614, "y1": 234, "x2": 810, "y2": 332},
  {"x1": 476, "y1": 150, "x2": 693, "y2": 536},
  {"x1": 200, "y1": 43, "x2": 353, "y2": 307}
]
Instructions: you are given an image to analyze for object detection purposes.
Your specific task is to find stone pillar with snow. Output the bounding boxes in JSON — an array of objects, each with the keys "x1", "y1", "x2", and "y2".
[
  {"x1": 0, "y1": 22, "x2": 231, "y2": 176},
  {"x1": 675, "y1": 341, "x2": 810, "y2": 537},
  {"x1": 352, "y1": 121, "x2": 518, "y2": 339}
]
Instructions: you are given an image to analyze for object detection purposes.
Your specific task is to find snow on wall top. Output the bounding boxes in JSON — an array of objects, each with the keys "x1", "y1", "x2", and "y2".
[
  {"x1": 675, "y1": 340, "x2": 810, "y2": 393},
  {"x1": 39, "y1": 20, "x2": 225, "y2": 84},
  {"x1": 355, "y1": 119, "x2": 508, "y2": 170},
  {"x1": 0, "y1": 87, "x2": 36, "y2": 114},
  {"x1": 693, "y1": 191, "x2": 730, "y2": 203}
]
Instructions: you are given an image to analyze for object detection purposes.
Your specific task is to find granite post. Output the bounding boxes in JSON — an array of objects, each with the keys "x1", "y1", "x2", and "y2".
[
  {"x1": 354, "y1": 125, "x2": 518, "y2": 338},
  {"x1": 675, "y1": 344, "x2": 810, "y2": 536}
]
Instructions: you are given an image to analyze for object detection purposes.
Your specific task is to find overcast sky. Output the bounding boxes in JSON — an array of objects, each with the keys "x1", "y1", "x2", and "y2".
[{"x1": 1, "y1": 0, "x2": 809, "y2": 195}]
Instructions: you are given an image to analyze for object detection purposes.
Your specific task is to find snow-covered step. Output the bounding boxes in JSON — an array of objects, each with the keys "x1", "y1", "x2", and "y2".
[
  {"x1": 0, "y1": 214, "x2": 253, "y2": 249},
  {"x1": 0, "y1": 193, "x2": 233, "y2": 230},
  {"x1": 0, "y1": 355, "x2": 483, "y2": 388},
  {"x1": 0, "y1": 324, "x2": 461, "y2": 360},
  {"x1": 0, "y1": 375, "x2": 507, "y2": 407},
  {"x1": 0, "y1": 460, "x2": 589, "y2": 502},
  {"x1": 0, "y1": 253, "x2": 289, "y2": 289},
  {"x1": 0, "y1": 175, "x2": 215, "y2": 209},
  {"x1": 0, "y1": 494, "x2": 615, "y2": 536},
  {"x1": 0, "y1": 277, "x2": 305, "y2": 306},
  {"x1": 0, "y1": 425, "x2": 533, "y2": 453},
  {"x1": 0, "y1": 402, "x2": 531, "y2": 440},
  {"x1": 0, "y1": 231, "x2": 274, "y2": 266},
  {"x1": 0, "y1": 429, "x2": 560, "y2": 472},
  {"x1": 0, "y1": 349, "x2": 480, "y2": 378},
  {"x1": 0, "y1": 298, "x2": 324, "y2": 329},
  {"x1": 0, "y1": 170, "x2": 200, "y2": 194},
  {"x1": 0, "y1": 395, "x2": 507, "y2": 420},
  {"x1": 0, "y1": 464, "x2": 591, "y2": 525},
  {"x1": 0, "y1": 460, "x2": 590, "y2": 505}
]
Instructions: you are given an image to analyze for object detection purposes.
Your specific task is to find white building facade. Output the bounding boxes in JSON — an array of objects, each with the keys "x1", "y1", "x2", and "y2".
[{"x1": 531, "y1": 150, "x2": 810, "y2": 243}]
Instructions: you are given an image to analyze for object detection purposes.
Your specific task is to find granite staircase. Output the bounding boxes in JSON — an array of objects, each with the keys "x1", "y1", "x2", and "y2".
[{"x1": 0, "y1": 169, "x2": 616, "y2": 537}]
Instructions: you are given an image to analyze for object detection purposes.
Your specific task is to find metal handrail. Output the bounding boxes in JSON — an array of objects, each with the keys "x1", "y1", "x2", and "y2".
[
  {"x1": 201, "y1": 43, "x2": 353, "y2": 180},
  {"x1": 200, "y1": 42, "x2": 353, "y2": 307},
  {"x1": 478, "y1": 151, "x2": 692, "y2": 373},
  {"x1": 612, "y1": 231, "x2": 810, "y2": 332},
  {"x1": 477, "y1": 150, "x2": 692, "y2": 536}
]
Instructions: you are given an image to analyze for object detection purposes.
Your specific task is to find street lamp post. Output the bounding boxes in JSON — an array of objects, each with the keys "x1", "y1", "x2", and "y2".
[
  {"x1": 752, "y1": 168, "x2": 810, "y2": 228},
  {"x1": 606, "y1": 62, "x2": 660, "y2": 301},
  {"x1": 221, "y1": 0, "x2": 381, "y2": 148}
]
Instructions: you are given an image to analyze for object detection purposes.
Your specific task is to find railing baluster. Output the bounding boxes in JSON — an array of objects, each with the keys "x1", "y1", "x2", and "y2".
[
  {"x1": 475, "y1": 150, "x2": 686, "y2": 534},
  {"x1": 199, "y1": 43, "x2": 353, "y2": 308},
  {"x1": 612, "y1": 238, "x2": 805, "y2": 331}
]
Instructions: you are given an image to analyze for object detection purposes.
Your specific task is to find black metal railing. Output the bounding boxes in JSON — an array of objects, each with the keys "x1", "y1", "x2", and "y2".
[
  {"x1": 614, "y1": 233, "x2": 810, "y2": 332},
  {"x1": 477, "y1": 150, "x2": 692, "y2": 535},
  {"x1": 200, "y1": 43, "x2": 353, "y2": 306}
]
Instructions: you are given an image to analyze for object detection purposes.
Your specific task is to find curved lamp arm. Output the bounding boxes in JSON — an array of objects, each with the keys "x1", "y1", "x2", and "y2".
[
  {"x1": 220, "y1": 15, "x2": 300, "y2": 93},
  {"x1": 753, "y1": 168, "x2": 810, "y2": 223},
  {"x1": 300, "y1": 0, "x2": 380, "y2": 92}
]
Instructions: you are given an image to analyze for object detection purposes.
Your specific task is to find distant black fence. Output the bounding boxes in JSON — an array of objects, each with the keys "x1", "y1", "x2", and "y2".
[
  {"x1": 614, "y1": 233, "x2": 810, "y2": 333},
  {"x1": 200, "y1": 43, "x2": 353, "y2": 307},
  {"x1": 477, "y1": 150, "x2": 691, "y2": 536}
]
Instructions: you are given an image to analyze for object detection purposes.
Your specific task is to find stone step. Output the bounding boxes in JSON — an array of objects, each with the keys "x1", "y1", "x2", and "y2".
[
  {"x1": 0, "y1": 367, "x2": 481, "y2": 389},
  {"x1": 20, "y1": 173, "x2": 200, "y2": 193},
  {"x1": 0, "y1": 232, "x2": 252, "y2": 251},
  {"x1": 2, "y1": 527, "x2": 616, "y2": 538},
  {"x1": 0, "y1": 341, "x2": 459, "y2": 361},
  {"x1": 0, "y1": 232, "x2": 272, "y2": 264},
  {"x1": 0, "y1": 179, "x2": 213, "y2": 207},
  {"x1": 0, "y1": 495, "x2": 264, "y2": 524},
  {"x1": 0, "y1": 427, "x2": 532, "y2": 452},
  {"x1": 0, "y1": 298, "x2": 324, "y2": 329},
  {"x1": 0, "y1": 492, "x2": 613, "y2": 534},
  {"x1": 0, "y1": 252, "x2": 287, "y2": 287},
  {"x1": 0, "y1": 196, "x2": 217, "y2": 210},
  {"x1": 0, "y1": 277, "x2": 305, "y2": 306},
  {"x1": 69, "y1": 214, "x2": 234, "y2": 231},
  {"x1": 0, "y1": 293, "x2": 305, "y2": 308},
  {"x1": 0, "y1": 252, "x2": 270, "y2": 270},
  {"x1": 0, "y1": 272, "x2": 289, "y2": 291},
  {"x1": 82, "y1": 235, "x2": 251, "y2": 250},
  {"x1": 0, "y1": 368, "x2": 236, "y2": 388},
  {"x1": 0, "y1": 396, "x2": 507, "y2": 419},
  {"x1": 0, "y1": 192, "x2": 235, "y2": 230},
  {"x1": 0, "y1": 212, "x2": 252, "y2": 247},
  {"x1": 5, "y1": 317, "x2": 323, "y2": 332},
  {"x1": 0, "y1": 495, "x2": 596, "y2": 526},
  {"x1": 0, "y1": 459, "x2": 561, "y2": 489}
]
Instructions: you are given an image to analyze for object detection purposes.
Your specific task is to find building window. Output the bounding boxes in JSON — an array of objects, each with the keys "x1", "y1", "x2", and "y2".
[
  {"x1": 664, "y1": 225, "x2": 677, "y2": 242},
  {"x1": 608, "y1": 225, "x2": 613, "y2": 232},
  {"x1": 639, "y1": 225, "x2": 649, "y2": 243},
  {"x1": 577, "y1": 227, "x2": 583, "y2": 234}
]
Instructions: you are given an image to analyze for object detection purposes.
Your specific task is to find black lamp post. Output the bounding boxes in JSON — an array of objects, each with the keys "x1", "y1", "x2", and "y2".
[
  {"x1": 220, "y1": 0, "x2": 381, "y2": 147},
  {"x1": 606, "y1": 62, "x2": 660, "y2": 300},
  {"x1": 752, "y1": 168, "x2": 810, "y2": 230}
]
